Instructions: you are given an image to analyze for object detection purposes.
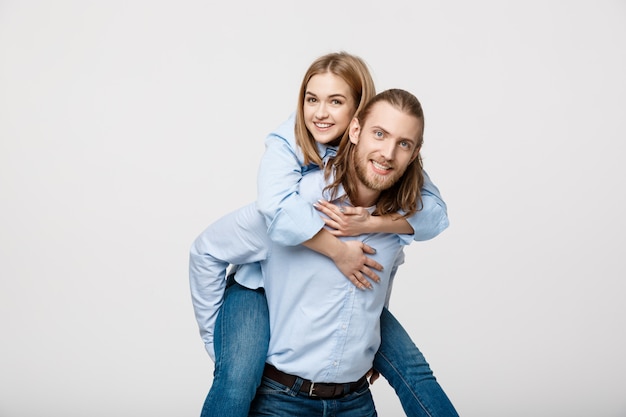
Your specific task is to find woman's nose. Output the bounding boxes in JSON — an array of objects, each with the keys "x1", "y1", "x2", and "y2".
[{"x1": 315, "y1": 103, "x2": 328, "y2": 119}]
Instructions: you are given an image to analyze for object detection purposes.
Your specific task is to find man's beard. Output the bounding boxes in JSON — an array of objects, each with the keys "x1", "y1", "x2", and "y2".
[{"x1": 353, "y1": 148, "x2": 404, "y2": 192}]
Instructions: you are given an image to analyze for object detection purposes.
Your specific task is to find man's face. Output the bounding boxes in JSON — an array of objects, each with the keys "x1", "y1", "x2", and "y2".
[
  {"x1": 303, "y1": 72, "x2": 357, "y2": 145},
  {"x1": 350, "y1": 101, "x2": 422, "y2": 192}
]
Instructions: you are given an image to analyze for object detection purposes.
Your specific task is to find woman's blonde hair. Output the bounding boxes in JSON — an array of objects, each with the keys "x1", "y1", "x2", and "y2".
[{"x1": 295, "y1": 52, "x2": 376, "y2": 166}]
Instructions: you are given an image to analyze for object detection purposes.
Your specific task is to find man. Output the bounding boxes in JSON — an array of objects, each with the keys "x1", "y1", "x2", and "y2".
[{"x1": 191, "y1": 89, "x2": 433, "y2": 416}]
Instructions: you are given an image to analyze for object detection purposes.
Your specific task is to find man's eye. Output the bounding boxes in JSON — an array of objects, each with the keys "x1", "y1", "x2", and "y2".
[
  {"x1": 400, "y1": 140, "x2": 412, "y2": 149},
  {"x1": 374, "y1": 131, "x2": 384, "y2": 138}
]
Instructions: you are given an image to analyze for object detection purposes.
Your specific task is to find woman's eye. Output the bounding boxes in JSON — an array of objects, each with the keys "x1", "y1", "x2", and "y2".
[{"x1": 331, "y1": 99, "x2": 343, "y2": 105}]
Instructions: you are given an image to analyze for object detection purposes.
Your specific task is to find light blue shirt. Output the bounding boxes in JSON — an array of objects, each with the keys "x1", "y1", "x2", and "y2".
[
  {"x1": 255, "y1": 113, "x2": 450, "y2": 247},
  {"x1": 189, "y1": 169, "x2": 408, "y2": 381}
]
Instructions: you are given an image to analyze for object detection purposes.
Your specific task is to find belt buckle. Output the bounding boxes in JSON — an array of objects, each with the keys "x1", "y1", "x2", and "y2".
[{"x1": 308, "y1": 382, "x2": 317, "y2": 397}]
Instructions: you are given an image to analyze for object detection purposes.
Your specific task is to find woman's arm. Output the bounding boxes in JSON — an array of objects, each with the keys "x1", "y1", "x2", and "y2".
[
  {"x1": 256, "y1": 115, "x2": 382, "y2": 288},
  {"x1": 405, "y1": 169, "x2": 449, "y2": 242},
  {"x1": 302, "y1": 228, "x2": 382, "y2": 290},
  {"x1": 313, "y1": 170, "x2": 449, "y2": 242},
  {"x1": 256, "y1": 115, "x2": 325, "y2": 246},
  {"x1": 314, "y1": 200, "x2": 414, "y2": 235}
]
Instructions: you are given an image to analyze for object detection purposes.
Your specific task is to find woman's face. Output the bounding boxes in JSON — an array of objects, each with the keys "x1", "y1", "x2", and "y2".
[{"x1": 303, "y1": 72, "x2": 357, "y2": 145}]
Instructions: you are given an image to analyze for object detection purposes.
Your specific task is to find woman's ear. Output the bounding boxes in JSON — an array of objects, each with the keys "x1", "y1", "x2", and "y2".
[{"x1": 349, "y1": 118, "x2": 360, "y2": 144}]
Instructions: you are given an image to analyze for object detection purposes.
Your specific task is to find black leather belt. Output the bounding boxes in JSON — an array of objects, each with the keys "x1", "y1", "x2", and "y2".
[{"x1": 263, "y1": 363, "x2": 368, "y2": 399}]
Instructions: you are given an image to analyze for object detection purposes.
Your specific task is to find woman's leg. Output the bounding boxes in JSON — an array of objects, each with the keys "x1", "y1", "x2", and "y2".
[
  {"x1": 200, "y1": 275, "x2": 270, "y2": 417},
  {"x1": 374, "y1": 307, "x2": 459, "y2": 417}
]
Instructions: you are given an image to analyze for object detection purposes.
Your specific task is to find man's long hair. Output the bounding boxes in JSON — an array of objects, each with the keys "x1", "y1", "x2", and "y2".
[{"x1": 325, "y1": 89, "x2": 425, "y2": 218}]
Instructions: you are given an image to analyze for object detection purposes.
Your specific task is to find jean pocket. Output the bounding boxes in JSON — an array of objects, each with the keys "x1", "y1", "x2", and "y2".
[{"x1": 257, "y1": 376, "x2": 293, "y2": 396}]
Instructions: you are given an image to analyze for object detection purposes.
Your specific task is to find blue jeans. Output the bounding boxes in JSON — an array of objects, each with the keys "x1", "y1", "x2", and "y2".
[
  {"x1": 200, "y1": 278, "x2": 458, "y2": 417},
  {"x1": 200, "y1": 277, "x2": 270, "y2": 417},
  {"x1": 376, "y1": 308, "x2": 458, "y2": 416},
  {"x1": 249, "y1": 374, "x2": 376, "y2": 417}
]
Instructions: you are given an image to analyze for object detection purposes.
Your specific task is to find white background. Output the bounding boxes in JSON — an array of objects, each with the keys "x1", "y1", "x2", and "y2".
[{"x1": 1, "y1": 1, "x2": 625, "y2": 416}]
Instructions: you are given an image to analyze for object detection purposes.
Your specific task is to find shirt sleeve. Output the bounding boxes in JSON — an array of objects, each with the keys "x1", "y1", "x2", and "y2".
[
  {"x1": 256, "y1": 114, "x2": 325, "y2": 246},
  {"x1": 188, "y1": 203, "x2": 271, "y2": 361},
  {"x1": 398, "y1": 169, "x2": 450, "y2": 244}
]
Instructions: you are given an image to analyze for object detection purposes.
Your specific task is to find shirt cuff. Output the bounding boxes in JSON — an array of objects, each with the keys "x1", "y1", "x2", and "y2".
[{"x1": 266, "y1": 199, "x2": 325, "y2": 246}]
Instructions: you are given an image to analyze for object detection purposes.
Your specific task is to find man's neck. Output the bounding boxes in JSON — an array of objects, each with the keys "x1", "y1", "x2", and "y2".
[{"x1": 353, "y1": 184, "x2": 380, "y2": 208}]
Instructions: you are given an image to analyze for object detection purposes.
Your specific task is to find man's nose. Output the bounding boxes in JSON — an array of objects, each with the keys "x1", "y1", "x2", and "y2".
[{"x1": 380, "y1": 140, "x2": 396, "y2": 161}]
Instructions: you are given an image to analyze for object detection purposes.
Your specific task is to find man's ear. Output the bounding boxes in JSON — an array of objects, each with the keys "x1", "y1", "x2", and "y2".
[{"x1": 349, "y1": 118, "x2": 360, "y2": 144}]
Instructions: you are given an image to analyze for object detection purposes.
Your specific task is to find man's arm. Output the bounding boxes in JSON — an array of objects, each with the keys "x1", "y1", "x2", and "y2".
[{"x1": 189, "y1": 203, "x2": 270, "y2": 361}]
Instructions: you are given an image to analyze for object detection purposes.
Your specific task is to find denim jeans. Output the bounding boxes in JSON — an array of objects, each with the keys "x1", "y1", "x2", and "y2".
[
  {"x1": 200, "y1": 279, "x2": 458, "y2": 417},
  {"x1": 376, "y1": 308, "x2": 459, "y2": 416},
  {"x1": 200, "y1": 277, "x2": 270, "y2": 417},
  {"x1": 249, "y1": 374, "x2": 377, "y2": 417}
]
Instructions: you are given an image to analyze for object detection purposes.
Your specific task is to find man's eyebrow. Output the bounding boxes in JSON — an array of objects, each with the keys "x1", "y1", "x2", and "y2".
[
  {"x1": 399, "y1": 135, "x2": 417, "y2": 143},
  {"x1": 370, "y1": 124, "x2": 417, "y2": 144},
  {"x1": 370, "y1": 125, "x2": 390, "y2": 135}
]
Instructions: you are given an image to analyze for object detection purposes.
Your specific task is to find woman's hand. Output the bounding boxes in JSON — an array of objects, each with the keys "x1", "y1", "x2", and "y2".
[
  {"x1": 314, "y1": 199, "x2": 372, "y2": 236},
  {"x1": 302, "y1": 227, "x2": 383, "y2": 290},
  {"x1": 331, "y1": 240, "x2": 382, "y2": 290},
  {"x1": 366, "y1": 368, "x2": 381, "y2": 385}
]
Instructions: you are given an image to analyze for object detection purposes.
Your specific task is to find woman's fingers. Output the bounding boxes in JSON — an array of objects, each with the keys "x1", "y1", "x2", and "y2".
[{"x1": 315, "y1": 200, "x2": 344, "y2": 220}]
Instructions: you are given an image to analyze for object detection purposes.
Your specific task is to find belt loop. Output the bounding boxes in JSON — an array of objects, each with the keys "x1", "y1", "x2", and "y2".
[{"x1": 291, "y1": 376, "x2": 305, "y2": 396}]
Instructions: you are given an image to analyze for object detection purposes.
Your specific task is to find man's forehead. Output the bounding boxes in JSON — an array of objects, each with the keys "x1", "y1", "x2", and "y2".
[{"x1": 362, "y1": 101, "x2": 422, "y2": 138}]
